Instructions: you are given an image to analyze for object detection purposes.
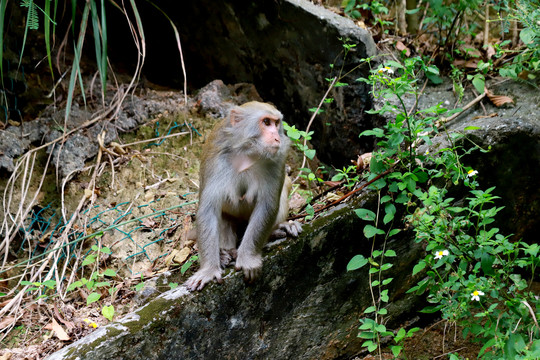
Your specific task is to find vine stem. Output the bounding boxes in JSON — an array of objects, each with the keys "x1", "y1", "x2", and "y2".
[{"x1": 292, "y1": 76, "x2": 338, "y2": 184}]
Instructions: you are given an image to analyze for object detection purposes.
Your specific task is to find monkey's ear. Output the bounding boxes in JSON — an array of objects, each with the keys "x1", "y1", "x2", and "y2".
[{"x1": 229, "y1": 107, "x2": 244, "y2": 126}]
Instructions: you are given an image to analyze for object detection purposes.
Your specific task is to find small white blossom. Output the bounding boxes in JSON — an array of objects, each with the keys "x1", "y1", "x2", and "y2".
[
  {"x1": 471, "y1": 290, "x2": 485, "y2": 301},
  {"x1": 467, "y1": 169, "x2": 479, "y2": 177},
  {"x1": 378, "y1": 66, "x2": 394, "y2": 74},
  {"x1": 434, "y1": 249, "x2": 449, "y2": 259}
]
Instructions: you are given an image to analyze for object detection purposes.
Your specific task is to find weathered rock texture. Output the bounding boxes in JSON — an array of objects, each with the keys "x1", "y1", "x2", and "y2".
[
  {"x1": 413, "y1": 79, "x2": 540, "y2": 242},
  {"x1": 46, "y1": 193, "x2": 423, "y2": 360},
  {"x1": 107, "y1": 0, "x2": 378, "y2": 166}
]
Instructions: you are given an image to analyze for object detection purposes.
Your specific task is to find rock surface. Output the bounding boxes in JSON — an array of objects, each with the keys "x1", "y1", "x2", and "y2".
[
  {"x1": 108, "y1": 0, "x2": 378, "y2": 167},
  {"x1": 46, "y1": 192, "x2": 424, "y2": 360}
]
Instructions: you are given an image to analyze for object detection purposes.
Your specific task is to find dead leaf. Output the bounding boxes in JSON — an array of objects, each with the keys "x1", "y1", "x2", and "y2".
[
  {"x1": 173, "y1": 247, "x2": 191, "y2": 264},
  {"x1": 353, "y1": 152, "x2": 372, "y2": 171},
  {"x1": 141, "y1": 218, "x2": 157, "y2": 229},
  {"x1": 84, "y1": 188, "x2": 93, "y2": 199},
  {"x1": 486, "y1": 90, "x2": 514, "y2": 107},
  {"x1": 324, "y1": 181, "x2": 342, "y2": 187},
  {"x1": 0, "y1": 351, "x2": 13, "y2": 360},
  {"x1": 486, "y1": 45, "x2": 496, "y2": 59},
  {"x1": 395, "y1": 41, "x2": 411, "y2": 57},
  {"x1": 46, "y1": 318, "x2": 70, "y2": 341},
  {"x1": 0, "y1": 316, "x2": 15, "y2": 330},
  {"x1": 465, "y1": 59, "x2": 479, "y2": 69}
]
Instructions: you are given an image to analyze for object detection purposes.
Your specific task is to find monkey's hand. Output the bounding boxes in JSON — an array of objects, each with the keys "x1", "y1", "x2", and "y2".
[
  {"x1": 185, "y1": 266, "x2": 223, "y2": 291},
  {"x1": 235, "y1": 252, "x2": 263, "y2": 283},
  {"x1": 271, "y1": 220, "x2": 303, "y2": 239}
]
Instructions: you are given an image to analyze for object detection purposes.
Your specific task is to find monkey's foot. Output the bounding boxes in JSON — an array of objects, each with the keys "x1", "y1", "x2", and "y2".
[
  {"x1": 271, "y1": 220, "x2": 303, "y2": 239},
  {"x1": 220, "y1": 248, "x2": 238, "y2": 267},
  {"x1": 235, "y1": 253, "x2": 263, "y2": 283},
  {"x1": 185, "y1": 267, "x2": 223, "y2": 291}
]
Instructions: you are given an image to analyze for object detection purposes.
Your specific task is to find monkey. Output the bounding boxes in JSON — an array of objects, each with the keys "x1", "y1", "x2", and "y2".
[{"x1": 185, "y1": 101, "x2": 302, "y2": 291}]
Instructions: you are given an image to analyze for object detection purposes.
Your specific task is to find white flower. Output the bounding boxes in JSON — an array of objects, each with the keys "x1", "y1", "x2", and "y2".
[
  {"x1": 471, "y1": 290, "x2": 485, "y2": 301},
  {"x1": 434, "y1": 249, "x2": 449, "y2": 259},
  {"x1": 377, "y1": 66, "x2": 394, "y2": 74},
  {"x1": 467, "y1": 169, "x2": 479, "y2": 177}
]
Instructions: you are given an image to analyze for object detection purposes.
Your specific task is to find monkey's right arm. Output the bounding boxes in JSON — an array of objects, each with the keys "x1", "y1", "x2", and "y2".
[{"x1": 184, "y1": 169, "x2": 224, "y2": 291}]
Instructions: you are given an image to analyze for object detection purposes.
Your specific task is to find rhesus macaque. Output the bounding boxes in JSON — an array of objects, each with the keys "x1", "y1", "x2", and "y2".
[{"x1": 185, "y1": 102, "x2": 302, "y2": 291}]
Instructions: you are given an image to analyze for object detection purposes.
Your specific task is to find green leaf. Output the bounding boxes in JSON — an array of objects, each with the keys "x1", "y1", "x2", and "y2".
[
  {"x1": 354, "y1": 208, "x2": 376, "y2": 221},
  {"x1": 383, "y1": 203, "x2": 396, "y2": 224},
  {"x1": 100, "y1": 246, "x2": 112, "y2": 254},
  {"x1": 102, "y1": 305, "x2": 115, "y2": 321},
  {"x1": 412, "y1": 261, "x2": 426, "y2": 276},
  {"x1": 82, "y1": 254, "x2": 96, "y2": 266},
  {"x1": 169, "y1": 282, "x2": 179, "y2": 289},
  {"x1": 419, "y1": 304, "x2": 443, "y2": 313},
  {"x1": 87, "y1": 292, "x2": 101, "y2": 306},
  {"x1": 395, "y1": 328, "x2": 407, "y2": 342},
  {"x1": 464, "y1": 126, "x2": 481, "y2": 131},
  {"x1": 360, "y1": 128, "x2": 385, "y2": 138},
  {"x1": 384, "y1": 250, "x2": 397, "y2": 257},
  {"x1": 102, "y1": 269, "x2": 117, "y2": 277},
  {"x1": 359, "y1": 331, "x2": 376, "y2": 339},
  {"x1": 481, "y1": 252, "x2": 495, "y2": 276},
  {"x1": 42, "y1": 280, "x2": 57, "y2": 289},
  {"x1": 519, "y1": 27, "x2": 535, "y2": 44},
  {"x1": 134, "y1": 282, "x2": 144, "y2": 291},
  {"x1": 388, "y1": 228, "x2": 401, "y2": 237},
  {"x1": 304, "y1": 149, "x2": 316, "y2": 160},
  {"x1": 364, "y1": 225, "x2": 384, "y2": 238},
  {"x1": 472, "y1": 74, "x2": 485, "y2": 94},
  {"x1": 390, "y1": 345, "x2": 402, "y2": 357},
  {"x1": 66, "y1": 280, "x2": 83, "y2": 292},
  {"x1": 364, "y1": 306, "x2": 376, "y2": 313},
  {"x1": 347, "y1": 255, "x2": 368, "y2": 271}
]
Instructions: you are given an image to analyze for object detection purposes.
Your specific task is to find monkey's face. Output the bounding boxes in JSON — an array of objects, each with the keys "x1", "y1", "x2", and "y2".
[{"x1": 259, "y1": 115, "x2": 282, "y2": 154}]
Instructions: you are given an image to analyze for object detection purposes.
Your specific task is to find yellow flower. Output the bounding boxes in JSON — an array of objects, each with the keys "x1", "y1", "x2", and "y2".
[{"x1": 83, "y1": 318, "x2": 98, "y2": 328}]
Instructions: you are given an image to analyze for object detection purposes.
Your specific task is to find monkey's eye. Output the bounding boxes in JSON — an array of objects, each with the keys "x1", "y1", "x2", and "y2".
[{"x1": 262, "y1": 118, "x2": 272, "y2": 126}]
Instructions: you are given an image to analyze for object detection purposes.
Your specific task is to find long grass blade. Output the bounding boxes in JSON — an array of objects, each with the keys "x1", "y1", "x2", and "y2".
[
  {"x1": 90, "y1": 0, "x2": 108, "y2": 98},
  {"x1": 0, "y1": 0, "x2": 7, "y2": 85},
  {"x1": 65, "y1": 1, "x2": 90, "y2": 124},
  {"x1": 44, "y1": 0, "x2": 54, "y2": 79},
  {"x1": 144, "y1": 1, "x2": 188, "y2": 107}
]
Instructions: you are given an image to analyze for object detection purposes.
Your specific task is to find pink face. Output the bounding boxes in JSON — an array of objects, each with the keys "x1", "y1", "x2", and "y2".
[{"x1": 259, "y1": 115, "x2": 281, "y2": 153}]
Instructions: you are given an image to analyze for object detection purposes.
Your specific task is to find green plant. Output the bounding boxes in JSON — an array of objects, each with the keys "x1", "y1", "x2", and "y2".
[
  {"x1": 342, "y1": 0, "x2": 392, "y2": 31},
  {"x1": 65, "y1": 245, "x2": 117, "y2": 319},
  {"x1": 20, "y1": 279, "x2": 57, "y2": 300},
  {"x1": 498, "y1": 0, "x2": 540, "y2": 82},
  {"x1": 331, "y1": 165, "x2": 360, "y2": 188},
  {"x1": 284, "y1": 122, "x2": 320, "y2": 185},
  {"x1": 348, "y1": 55, "x2": 539, "y2": 358},
  {"x1": 408, "y1": 185, "x2": 540, "y2": 358},
  {"x1": 181, "y1": 255, "x2": 199, "y2": 275}
]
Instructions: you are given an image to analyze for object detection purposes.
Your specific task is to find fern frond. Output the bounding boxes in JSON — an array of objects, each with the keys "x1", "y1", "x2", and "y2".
[{"x1": 20, "y1": 0, "x2": 39, "y2": 30}]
